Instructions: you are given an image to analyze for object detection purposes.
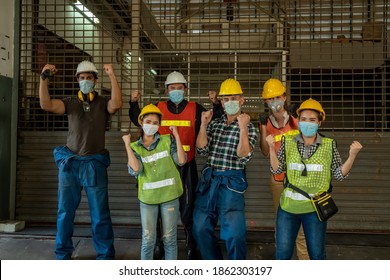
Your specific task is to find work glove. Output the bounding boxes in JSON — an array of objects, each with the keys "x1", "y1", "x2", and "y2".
[
  {"x1": 288, "y1": 103, "x2": 298, "y2": 118},
  {"x1": 258, "y1": 112, "x2": 268, "y2": 126}
]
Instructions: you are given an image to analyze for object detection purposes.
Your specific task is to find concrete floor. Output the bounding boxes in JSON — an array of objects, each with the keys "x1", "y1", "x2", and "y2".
[{"x1": 1, "y1": 226, "x2": 390, "y2": 260}]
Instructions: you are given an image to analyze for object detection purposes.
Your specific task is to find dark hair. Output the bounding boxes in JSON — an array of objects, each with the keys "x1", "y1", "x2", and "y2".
[
  {"x1": 77, "y1": 72, "x2": 98, "y2": 80},
  {"x1": 166, "y1": 83, "x2": 187, "y2": 89},
  {"x1": 141, "y1": 113, "x2": 162, "y2": 124}
]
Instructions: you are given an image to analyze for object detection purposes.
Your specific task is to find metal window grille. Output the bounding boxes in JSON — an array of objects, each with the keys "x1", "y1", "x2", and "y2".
[{"x1": 18, "y1": 0, "x2": 390, "y2": 132}]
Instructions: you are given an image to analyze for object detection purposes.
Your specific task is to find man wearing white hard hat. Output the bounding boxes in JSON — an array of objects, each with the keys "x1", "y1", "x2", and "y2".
[
  {"x1": 39, "y1": 60, "x2": 122, "y2": 260},
  {"x1": 129, "y1": 71, "x2": 223, "y2": 259}
]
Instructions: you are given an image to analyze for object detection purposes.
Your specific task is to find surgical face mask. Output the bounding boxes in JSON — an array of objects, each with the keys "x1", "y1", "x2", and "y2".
[
  {"x1": 298, "y1": 121, "x2": 319, "y2": 137},
  {"x1": 142, "y1": 123, "x2": 159, "y2": 136},
  {"x1": 224, "y1": 100, "x2": 240, "y2": 115},
  {"x1": 79, "y1": 80, "x2": 95, "y2": 94},
  {"x1": 169, "y1": 89, "x2": 185, "y2": 104},
  {"x1": 268, "y1": 99, "x2": 285, "y2": 112}
]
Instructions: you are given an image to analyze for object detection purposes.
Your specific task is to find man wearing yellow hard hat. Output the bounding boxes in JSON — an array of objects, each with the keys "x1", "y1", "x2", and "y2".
[
  {"x1": 265, "y1": 98, "x2": 363, "y2": 259},
  {"x1": 193, "y1": 78, "x2": 258, "y2": 260},
  {"x1": 258, "y1": 78, "x2": 308, "y2": 260}
]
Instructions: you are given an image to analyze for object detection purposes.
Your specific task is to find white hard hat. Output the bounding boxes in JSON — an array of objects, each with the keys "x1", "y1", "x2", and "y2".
[
  {"x1": 76, "y1": 60, "x2": 98, "y2": 76},
  {"x1": 164, "y1": 71, "x2": 187, "y2": 86}
]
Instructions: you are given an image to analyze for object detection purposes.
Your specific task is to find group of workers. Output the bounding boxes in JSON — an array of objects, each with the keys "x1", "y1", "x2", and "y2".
[{"x1": 39, "y1": 60, "x2": 362, "y2": 261}]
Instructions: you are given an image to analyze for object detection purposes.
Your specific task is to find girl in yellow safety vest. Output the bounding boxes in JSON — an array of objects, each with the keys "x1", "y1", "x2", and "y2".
[{"x1": 122, "y1": 104, "x2": 186, "y2": 260}]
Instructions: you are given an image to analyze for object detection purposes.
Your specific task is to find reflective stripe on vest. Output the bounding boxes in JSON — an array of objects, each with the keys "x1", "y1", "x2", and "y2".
[
  {"x1": 141, "y1": 150, "x2": 169, "y2": 163},
  {"x1": 161, "y1": 120, "x2": 191, "y2": 127},
  {"x1": 274, "y1": 129, "x2": 299, "y2": 142},
  {"x1": 288, "y1": 163, "x2": 324, "y2": 172},
  {"x1": 284, "y1": 189, "x2": 312, "y2": 201},
  {"x1": 143, "y1": 178, "x2": 176, "y2": 190},
  {"x1": 182, "y1": 145, "x2": 190, "y2": 152}
]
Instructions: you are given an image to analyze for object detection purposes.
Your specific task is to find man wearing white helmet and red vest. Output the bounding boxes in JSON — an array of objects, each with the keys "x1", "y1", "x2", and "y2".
[
  {"x1": 129, "y1": 71, "x2": 223, "y2": 259},
  {"x1": 193, "y1": 78, "x2": 258, "y2": 260},
  {"x1": 39, "y1": 61, "x2": 122, "y2": 260}
]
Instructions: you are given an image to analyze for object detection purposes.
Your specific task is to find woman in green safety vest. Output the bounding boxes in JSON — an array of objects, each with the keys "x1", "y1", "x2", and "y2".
[
  {"x1": 122, "y1": 104, "x2": 187, "y2": 260},
  {"x1": 265, "y1": 98, "x2": 363, "y2": 260}
]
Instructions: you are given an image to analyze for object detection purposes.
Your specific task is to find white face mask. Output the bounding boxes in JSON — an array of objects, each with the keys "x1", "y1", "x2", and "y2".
[
  {"x1": 142, "y1": 123, "x2": 159, "y2": 136},
  {"x1": 224, "y1": 100, "x2": 240, "y2": 115},
  {"x1": 268, "y1": 99, "x2": 285, "y2": 112}
]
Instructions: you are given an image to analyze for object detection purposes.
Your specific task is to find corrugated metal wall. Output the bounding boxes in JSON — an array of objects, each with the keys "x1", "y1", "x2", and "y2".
[
  {"x1": 16, "y1": 0, "x2": 390, "y2": 233},
  {"x1": 16, "y1": 131, "x2": 390, "y2": 232}
]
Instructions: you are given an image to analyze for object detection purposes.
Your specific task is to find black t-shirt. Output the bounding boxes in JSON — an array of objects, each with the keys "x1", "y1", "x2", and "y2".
[{"x1": 63, "y1": 95, "x2": 110, "y2": 156}]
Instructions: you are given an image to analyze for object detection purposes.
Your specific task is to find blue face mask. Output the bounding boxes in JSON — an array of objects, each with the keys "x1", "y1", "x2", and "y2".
[
  {"x1": 298, "y1": 122, "x2": 319, "y2": 137},
  {"x1": 79, "y1": 80, "x2": 95, "y2": 94},
  {"x1": 169, "y1": 90, "x2": 185, "y2": 104},
  {"x1": 224, "y1": 100, "x2": 240, "y2": 115}
]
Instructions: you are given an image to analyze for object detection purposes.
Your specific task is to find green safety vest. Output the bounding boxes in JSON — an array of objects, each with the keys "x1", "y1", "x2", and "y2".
[
  {"x1": 281, "y1": 135, "x2": 333, "y2": 214},
  {"x1": 131, "y1": 135, "x2": 183, "y2": 204}
]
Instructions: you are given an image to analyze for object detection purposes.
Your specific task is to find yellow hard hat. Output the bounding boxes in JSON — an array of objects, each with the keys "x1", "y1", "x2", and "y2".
[
  {"x1": 138, "y1": 104, "x2": 163, "y2": 125},
  {"x1": 219, "y1": 78, "x2": 243, "y2": 96},
  {"x1": 262, "y1": 78, "x2": 286, "y2": 99},
  {"x1": 296, "y1": 98, "x2": 326, "y2": 121}
]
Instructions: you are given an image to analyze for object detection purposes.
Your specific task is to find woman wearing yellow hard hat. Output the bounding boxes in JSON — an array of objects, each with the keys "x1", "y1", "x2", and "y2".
[
  {"x1": 122, "y1": 103, "x2": 186, "y2": 260},
  {"x1": 265, "y1": 98, "x2": 363, "y2": 260},
  {"x1": 258, "y1": 78, "x2": 309, "y2": 260}
]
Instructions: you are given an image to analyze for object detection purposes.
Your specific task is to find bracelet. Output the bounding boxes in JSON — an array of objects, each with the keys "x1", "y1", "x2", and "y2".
[
  {"x1": 40, "y1": 72, "x2": 48, "y2": 80},
  {"x1": 40, "y1": 69, "x2": 53, "y2": 80}
]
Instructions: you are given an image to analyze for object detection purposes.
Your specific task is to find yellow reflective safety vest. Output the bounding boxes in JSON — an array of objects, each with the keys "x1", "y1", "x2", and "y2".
[
  {"x1": 131, "y1": 134, "x2": 183, "y2": 204},
  {"x1": 280, "y1": 135, "x2": 333, "y2": 214}
]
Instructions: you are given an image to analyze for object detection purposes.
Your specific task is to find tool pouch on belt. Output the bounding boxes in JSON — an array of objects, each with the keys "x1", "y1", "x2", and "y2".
[{"x1": 311, "y1": 191, "x2": 338, "y2": 222}]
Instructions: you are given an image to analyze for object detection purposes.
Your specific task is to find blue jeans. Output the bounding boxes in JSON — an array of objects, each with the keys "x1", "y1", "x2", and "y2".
[
  {"x1": 140, "y1": 199, "x2": 179, "y2": 260},
  {"x1": 193, "y1": 168, "x2": 247, "y2": 260},
  {"x1": 55, "y1": 159, "x2": 115, "y2": 260},
  {"x1": 276, "y1": 207, "x2": 327, "y2": 260}
]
